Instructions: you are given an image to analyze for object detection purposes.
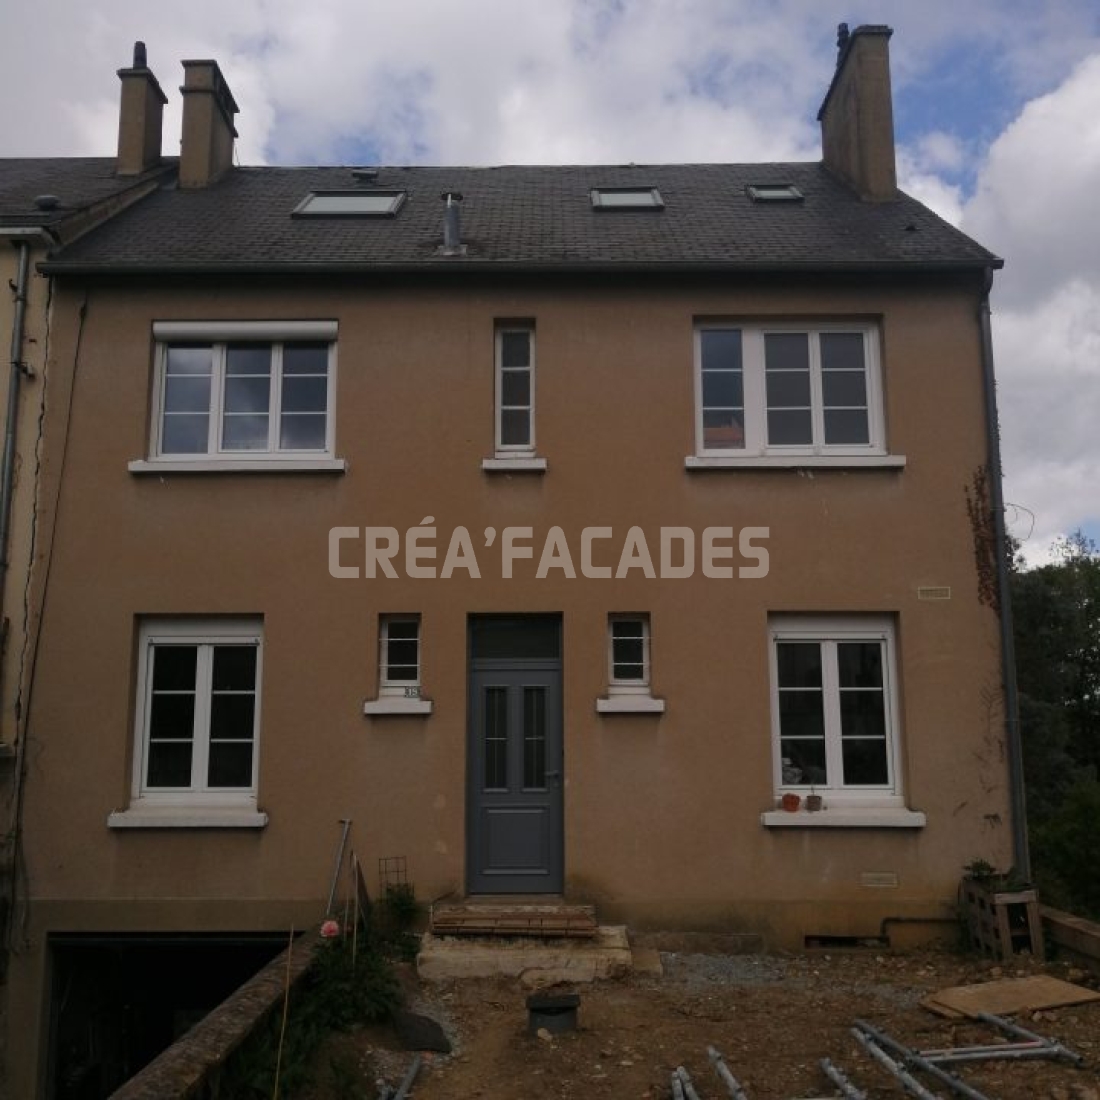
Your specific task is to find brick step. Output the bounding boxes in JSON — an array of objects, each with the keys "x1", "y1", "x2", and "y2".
[{"x1": 430, "y1": 903, "x2": 599, "y2": 940}]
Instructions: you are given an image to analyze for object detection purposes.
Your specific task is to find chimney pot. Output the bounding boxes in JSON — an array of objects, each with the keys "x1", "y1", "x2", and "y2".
[
  {"x1": 116, "y1": 43, "x2": 167, "y2": 176},
  {"x1": 817, "y1": 24, "x2": 898, "y2": 202},
  {"x1": 836, "y1": 23, "x2": 850, "y2": 63}
]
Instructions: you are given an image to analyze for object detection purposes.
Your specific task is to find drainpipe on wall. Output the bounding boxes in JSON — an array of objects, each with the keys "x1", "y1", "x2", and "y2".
[
  {"x1": 0, "y1": 239, "x2": 32, "y2": 712},
  {"x1": 978, "y1": 265, "x2": 1030, "y2": 881}
]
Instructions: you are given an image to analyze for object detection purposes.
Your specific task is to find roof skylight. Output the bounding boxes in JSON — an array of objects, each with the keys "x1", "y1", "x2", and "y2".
[
  {"x1": 591, "y1": 187, "x2": 665, "y2": 210},
  {"x1": 746, "y1": 184, "x2": 804, "y2": 203},
  {"x1": 293, "y1": 190, "x2": 407, "y2": 217}
]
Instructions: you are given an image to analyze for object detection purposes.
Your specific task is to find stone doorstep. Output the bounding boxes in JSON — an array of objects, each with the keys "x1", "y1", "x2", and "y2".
[
  {"x1": 429, "y1": 899, "x2": 600, "y2": 940},
  {"x1": 417, "y1": 924, "x2": 635, "y2": 985}
]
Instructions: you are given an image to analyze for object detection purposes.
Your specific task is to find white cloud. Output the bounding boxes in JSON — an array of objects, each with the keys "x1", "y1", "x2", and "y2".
[
  {"x1": 957, "y1": 54, "x2": 1100, "y2": 565},
  {"x1": 2, "y1": 0, "x2": 1098, "y2": 564},
  {"x1": 963, "y1": 53, "x2": 1100, "y2": 307}
]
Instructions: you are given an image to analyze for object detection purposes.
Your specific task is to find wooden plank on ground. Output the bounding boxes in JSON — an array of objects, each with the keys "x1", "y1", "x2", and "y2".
[{"x1": 922, "y1": 975, "x2": 1100, "y2": 1019}]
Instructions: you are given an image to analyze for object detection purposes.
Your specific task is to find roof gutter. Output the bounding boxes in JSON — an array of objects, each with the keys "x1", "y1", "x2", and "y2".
[
  {"x1": 978, "y1": 264, "x2": 1030, "y2": 880},
  {"x1": 38, "y1": 257, "x2": 1005, "y2": 277}
]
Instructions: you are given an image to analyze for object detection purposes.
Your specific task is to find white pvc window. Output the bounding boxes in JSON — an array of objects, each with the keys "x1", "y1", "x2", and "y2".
[
  {"x1": 380, "y1": 615, "x2": 422, "y2": 697},
  {"x1": 495, "y1": 326, "x2": 535, "y2": 455},
  {"x1": 151, "y1": 321, "x2": 337, "y2": 461},
  {"x1": 608, "y1": 614, "x2": 651, "y2": 694},
  {"x1": 695, "y1": 324, "x2": 883, "y2": 459},
  {"x1": 769, "y1": 615, "x2": 901, "y2": 800},
  {"x1": 133, "y1": 618, "x2": 262, "y2": 802}
]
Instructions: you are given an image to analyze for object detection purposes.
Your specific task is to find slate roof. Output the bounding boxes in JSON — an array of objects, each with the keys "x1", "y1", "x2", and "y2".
[
  {"x1": 0, "y1": 158, "x2": 173, "y2": 230},
  {"x1": 37, "y1": 161, "x2": 1001, "y2": 273}
]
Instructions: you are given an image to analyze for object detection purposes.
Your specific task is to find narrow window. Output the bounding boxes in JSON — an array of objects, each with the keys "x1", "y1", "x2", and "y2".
[
  {"x1": 380, "y1": 615, "x2": 422, "y2": 697},
  {"x1": 608, "y1": 614, "x2": 651, "y2": 694},
  {"x1": 495, "y1": 325, "x2": 535, "y2": 455}
]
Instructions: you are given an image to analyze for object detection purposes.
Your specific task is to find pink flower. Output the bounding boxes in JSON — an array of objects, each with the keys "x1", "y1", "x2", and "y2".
[{"x1": 320, "y1": 919, "x2": 341, "y2": 939}]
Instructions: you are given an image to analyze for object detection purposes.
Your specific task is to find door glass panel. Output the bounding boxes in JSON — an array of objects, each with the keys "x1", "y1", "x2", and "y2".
[
  {"x1": 470, "y1": 617, "x2": 560, "y2": 661},
  {"x1": 523, "y1": 686, "x2": 547, "y2": 789},
  {"x1": 483, "y1": 686, "x2": 508, "y2": 790}
]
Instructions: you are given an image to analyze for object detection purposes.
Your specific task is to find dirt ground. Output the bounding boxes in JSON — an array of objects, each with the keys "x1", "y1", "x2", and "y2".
[{"x1": 303, "y1": 946, "x2": 1100, "y2": 1099}]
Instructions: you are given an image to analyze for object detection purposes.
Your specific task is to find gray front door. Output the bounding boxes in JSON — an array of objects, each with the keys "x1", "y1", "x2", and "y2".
[{"x1": 468, "y1": 663, "x2": 563, "y2": 893}]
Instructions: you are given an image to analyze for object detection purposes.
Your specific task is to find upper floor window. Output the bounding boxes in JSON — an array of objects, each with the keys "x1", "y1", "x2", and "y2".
[
  {"x1": 149, "y1": 321, "x2": 337, "y2": 463},
  {"x1": 695, "y1": 324, "x2": 884, "y2": 460},
  {"x1": 495, "y1": 325, "x2": 536, "y2": 456}
]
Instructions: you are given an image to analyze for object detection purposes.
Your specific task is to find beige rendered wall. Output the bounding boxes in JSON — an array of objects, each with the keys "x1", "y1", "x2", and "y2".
[{"x1": 6, "y1": 272, "x2": 1013, "y2": 1092}]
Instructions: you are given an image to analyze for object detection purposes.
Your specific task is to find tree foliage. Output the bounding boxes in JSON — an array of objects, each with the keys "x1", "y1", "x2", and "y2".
[{"x1": 1012, "y1": 531, "x2": 1100, "y2": 917}]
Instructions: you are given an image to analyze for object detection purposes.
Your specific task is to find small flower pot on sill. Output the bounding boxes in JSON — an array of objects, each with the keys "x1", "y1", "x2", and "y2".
[
  {"x1": 780, "y1": 792, "x2": 801, "y2": 812},
  {"x1": 805, "y1": 794, "x2": 823, "y2": 813}
]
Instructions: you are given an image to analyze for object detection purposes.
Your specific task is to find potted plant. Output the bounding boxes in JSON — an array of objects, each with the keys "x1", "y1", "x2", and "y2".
[
  {"x1": 805, "y1": 787, "x2": 823, "y2": 812},
  {"x1": 780, "y1": 792, "x2": 801, "y2": 812}
]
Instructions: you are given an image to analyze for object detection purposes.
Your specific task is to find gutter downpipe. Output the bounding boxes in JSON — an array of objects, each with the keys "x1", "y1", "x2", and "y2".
[
  {"x1": 0, "y1": 240, "x2": 32, "y2": 699},
  {"x1": 979, "y1": 264, "x2": 1030, "y2": 881}
]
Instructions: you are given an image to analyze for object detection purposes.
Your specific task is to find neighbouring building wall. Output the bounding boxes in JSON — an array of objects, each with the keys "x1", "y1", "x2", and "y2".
[
  {"x1": 6, "y1": 272, "x2": 1013, "y2": 1095},
  {"x1": 0, "y1": 241, "x2": 54, "y2": 1099}
]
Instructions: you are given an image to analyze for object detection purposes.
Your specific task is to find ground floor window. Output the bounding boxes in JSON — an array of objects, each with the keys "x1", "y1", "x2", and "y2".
[{"x1": 769, "y1": 614, "x2": 900, "y2": 798}]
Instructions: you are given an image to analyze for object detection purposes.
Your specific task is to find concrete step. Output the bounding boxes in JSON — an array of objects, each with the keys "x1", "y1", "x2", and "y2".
[{"x1": 417, "y1": 924, "x2": 635, "y2": 986}]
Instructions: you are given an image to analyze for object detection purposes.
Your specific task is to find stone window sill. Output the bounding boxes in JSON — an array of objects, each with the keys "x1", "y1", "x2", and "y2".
[
  {"x1": 108, "y1": 806, "x2": 268, "y2": 829},
  {"x1": 481, "y1": 456, "x2": 548, "y2": 473},
  {"x1": 596, "y1": 694, "x2": 666, "y2": 714},
  {"x1": 363, "y1": 697, "x2": 433, "y2": 716},
  {"x1": 761, "y1": 808, "x2": 925, "y2": 829},
  {"x1": 685, "y1": 455, "x2": 906, "y2": 471},
  {"x1": 129, "y1": 458, "x2": 347, "y2": 474}
]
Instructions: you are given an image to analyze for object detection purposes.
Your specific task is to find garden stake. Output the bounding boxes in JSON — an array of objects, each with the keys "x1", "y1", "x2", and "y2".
[
  {"x1": 271, "y1": 925, "x2": 295, "y2": 1100},
  {"x1": 393, "y1": 1053, "x2": 423, "y2": 1099},
  {"x1": 326, "y1": 818, "x2": 352, "y2": 916},
  {"x1": 707, "y1": 1045, "x2": 750, "y2": 1099},
  {"x1": 352, "y1": 852, "x2": 360, "y2": 966}
]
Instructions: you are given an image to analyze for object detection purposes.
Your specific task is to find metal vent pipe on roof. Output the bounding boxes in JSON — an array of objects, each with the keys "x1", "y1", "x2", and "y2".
[{"x1": 441, "y1": 191, "x2": 463, "y2": 254}]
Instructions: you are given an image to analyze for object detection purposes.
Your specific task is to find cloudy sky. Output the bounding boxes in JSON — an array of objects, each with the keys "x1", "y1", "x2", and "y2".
[{"x1": 2, "y1": 0, "x2": 1098, "y2": 562}]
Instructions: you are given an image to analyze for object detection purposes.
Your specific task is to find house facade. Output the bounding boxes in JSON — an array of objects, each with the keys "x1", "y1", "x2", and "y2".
[{"x1": 2, "y1": 26, "x2": 1022, "y2": 1097}]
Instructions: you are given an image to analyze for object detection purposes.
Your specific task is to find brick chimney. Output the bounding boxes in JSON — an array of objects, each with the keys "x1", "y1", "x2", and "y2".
[
  {"x1": 178, "y1": 59, "x2": 239, "y2": 189},
  {"x1": 817, "y1": 23, "x2": 898, "y2": 202},
  {"x1": 116, "y1": 42, "x2": 167, "y2": 176}
]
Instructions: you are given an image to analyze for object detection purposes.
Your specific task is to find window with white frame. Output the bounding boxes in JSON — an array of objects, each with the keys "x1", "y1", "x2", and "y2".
[
  {"x1": 495, "y1": 325, "x2": 535, "y2": 455},
  {"x1": 379, "y1": 615, "x2": 422, "y2": 697},
  {"x1": 769, "y1": 615, "x2": 901, "y2": 798},
  {"x1": 133, "y1": 618, "x2": 262, "y2": 801},
  {"x1": 608, "y1": 614, "x2": 651, "y2": 694},
  {"x1": 150, "y1": 321, "x2": 337, "y2": 461},
  {"x1": 695, "y1": 324, "x2": 884, "y2": 458}
]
